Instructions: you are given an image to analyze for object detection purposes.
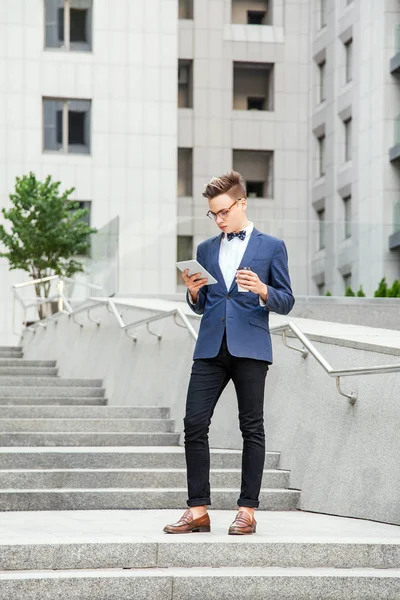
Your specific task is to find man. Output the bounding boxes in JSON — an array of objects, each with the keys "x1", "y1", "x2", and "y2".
[{"x1": 163, "y1": 171, "x2": 294, "y2": 535}]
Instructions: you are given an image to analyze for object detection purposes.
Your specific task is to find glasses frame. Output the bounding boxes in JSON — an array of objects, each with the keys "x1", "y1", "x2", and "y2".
[{"x1": 206, "y1": 198, "x2": 244, "y2": 222}]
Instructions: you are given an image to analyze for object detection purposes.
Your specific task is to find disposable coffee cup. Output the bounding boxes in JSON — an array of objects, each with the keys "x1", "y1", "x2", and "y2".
[{"x1": 237, "y1": 266, "x2": 251, "y2": 292}]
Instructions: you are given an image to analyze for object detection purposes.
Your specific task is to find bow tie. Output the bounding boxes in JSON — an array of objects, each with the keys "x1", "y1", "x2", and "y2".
[{"x1": 227, "y1": 230, "x2": 246, "y2": 241}]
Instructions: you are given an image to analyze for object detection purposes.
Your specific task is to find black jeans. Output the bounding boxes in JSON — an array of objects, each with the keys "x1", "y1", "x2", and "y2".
[{"x1": 184, "y1": 333, "x2": 269, "y2": 509}]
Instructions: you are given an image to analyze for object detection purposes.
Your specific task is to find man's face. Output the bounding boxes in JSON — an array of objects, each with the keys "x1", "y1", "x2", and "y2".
[{"x1": 207, "y1": 194, "x2": 247, "y2": 233}]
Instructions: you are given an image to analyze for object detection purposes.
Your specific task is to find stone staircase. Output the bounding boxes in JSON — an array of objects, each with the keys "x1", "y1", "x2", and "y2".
[
  {"x1": 1, "y1": 345, "x2": 399, "y2": 599},
  {"x1": 0, "y1": 346, "x2": 299, "y2": 512}
]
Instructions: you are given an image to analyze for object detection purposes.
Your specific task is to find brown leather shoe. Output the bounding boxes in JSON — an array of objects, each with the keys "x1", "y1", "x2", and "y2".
[
  {"x1": 228, "y1": 510, "x2": 257, "y2": 535},
  {"x1": 163, "y1": 510, "x2": 211, "y2": 534}
]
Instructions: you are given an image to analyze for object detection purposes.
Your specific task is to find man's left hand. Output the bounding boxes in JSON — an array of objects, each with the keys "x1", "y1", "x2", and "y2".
[{"x1": 236, "y1": 270, "x2": 268, "y2": 300}]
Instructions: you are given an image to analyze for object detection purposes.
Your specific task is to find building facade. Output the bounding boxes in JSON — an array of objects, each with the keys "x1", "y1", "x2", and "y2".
[{"x1": 1, "y1": 0, "x2": 400, "y2": 343}]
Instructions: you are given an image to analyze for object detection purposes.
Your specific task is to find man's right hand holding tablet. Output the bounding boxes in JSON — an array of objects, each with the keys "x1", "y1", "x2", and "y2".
[{"x1": 182, "y1": 269, "x2": 208, "y2": 303}]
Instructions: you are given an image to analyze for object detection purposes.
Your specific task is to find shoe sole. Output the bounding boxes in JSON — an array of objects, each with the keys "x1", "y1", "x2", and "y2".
[{"x1": 163, "y1": 527, "x2": 211, "y2": 534}]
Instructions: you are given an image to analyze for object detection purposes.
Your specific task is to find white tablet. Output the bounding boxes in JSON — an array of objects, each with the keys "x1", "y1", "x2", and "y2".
[{"x1": 176, "y1": 260, "x2": 218, "y2": 285}]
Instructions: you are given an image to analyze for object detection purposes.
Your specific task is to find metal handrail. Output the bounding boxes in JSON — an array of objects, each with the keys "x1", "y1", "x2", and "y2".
[
  {"x1": 23, "y1": 291, "x2": 400, "y2": 405},
  {"x1": 270, "y1": 321, "x2": 400, "y2": 404}
]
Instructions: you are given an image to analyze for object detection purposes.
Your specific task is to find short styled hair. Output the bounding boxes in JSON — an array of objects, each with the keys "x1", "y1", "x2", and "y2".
[{"x1": 202, "y1": 171, "x2": 246, "y2": 201}]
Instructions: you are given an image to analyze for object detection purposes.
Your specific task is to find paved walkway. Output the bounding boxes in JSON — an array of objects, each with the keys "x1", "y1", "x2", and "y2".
[{"x1": 1, "y1": 509, "x2": 399, "y2": 544}]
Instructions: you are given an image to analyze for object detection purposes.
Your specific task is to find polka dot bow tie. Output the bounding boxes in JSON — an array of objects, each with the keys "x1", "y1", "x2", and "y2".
[{"x1": 227, "y1": 230, "x2": 246, "y2": 241}]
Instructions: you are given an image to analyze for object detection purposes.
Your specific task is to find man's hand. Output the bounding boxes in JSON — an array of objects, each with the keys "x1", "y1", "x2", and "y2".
[
  {"x1": 236, "y1": 270, "x2": 268, "y2": 300},
  {"x1": 182, "y1": 269, "x2": 208, "y2": 303}
]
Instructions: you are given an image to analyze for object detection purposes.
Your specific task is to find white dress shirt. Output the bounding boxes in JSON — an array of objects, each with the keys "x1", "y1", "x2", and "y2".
[{"x1": 219, "y1": 222, "x2": 254, "y2": 290}]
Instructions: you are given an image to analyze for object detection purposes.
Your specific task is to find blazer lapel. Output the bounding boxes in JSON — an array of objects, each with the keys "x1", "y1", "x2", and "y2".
[
  {"x1": 210, "y1": 233, "x2": 226, "y2": 290},
  {"x1": 228, "y1": 228, "x2": 262, "y2": 293}
]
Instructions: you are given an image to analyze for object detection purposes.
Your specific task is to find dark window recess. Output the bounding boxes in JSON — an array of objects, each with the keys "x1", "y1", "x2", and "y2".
[
  {"x1": 246, "y1": 181, "x2": 265, "y2": 198},
  {"x1": 56, "y1": 110, "x2": 63, "y2": 144},
  {"x1": 69, "y1": 111, "x2": 85, "y2": 145},
  {"x1": 247, "y1": 10, "x2": 266, "y2": 25},
  {"x1": 58, "y1": 8, "x2": 64, "y2": 41},
  {"x1": 247, "y1": 97, "x2": 265, "y2": 110},
  {"x1": 70, "y1": 9, "x2": 88, "y2": 42}
]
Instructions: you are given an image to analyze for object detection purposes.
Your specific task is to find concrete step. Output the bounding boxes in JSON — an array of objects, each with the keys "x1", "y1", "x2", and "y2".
[
  {"x1": 0, "y1": 346, "x2": 22, "y2": 351},
  {"x1": 0, "y1": 488, "x2": 300, "y2": 511},
  {"x1": 0, "y1": 397, "x2": 108, "y2": 406},
  {"x1": 0, "y1": 359, "x2": 56, "y2": 367},
  {"x1": 0, "y1": 367, "x2": 58, "y2": 376},
  {"x1": 0, "y1": 468, "x2": 289, "y2": 489},
  {"x1": 1, "y1": 510, "x2": 399, "y2": 571},
  {"x1": 0, "y1": 567, "x2": 398, "y2": 600},
  {"x1": 0, "y1": 387, "x2": 105, "y2": 398},
  {"x1": 0, "y1": 377, "x2": 102, "y2": 387},
  {"x1": 0, "y1": 448, "x2": 280, "y2": 470},
  {"x1": 0, "y1": 432, "x2": 181, "y2": 446},
  {"x1": 0, "y1": 418, "x2": 175, "y2": 433},
  {"x1": 0, "y1": 352, "x2": 23, "y2": 358},
  {"x1": 0, "y1": 406, "x2": 170, "y2": 419}
]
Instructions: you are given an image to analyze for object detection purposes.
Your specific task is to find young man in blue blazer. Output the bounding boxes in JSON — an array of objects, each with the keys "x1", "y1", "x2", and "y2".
[{"x1": 164, "y1": 171, "x2": 295, "y2": 535}]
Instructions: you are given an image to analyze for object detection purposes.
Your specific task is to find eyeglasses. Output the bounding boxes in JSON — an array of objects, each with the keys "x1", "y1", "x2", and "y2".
[{"x1": 206, "y1": 198, "x2": 244, "y2": 222}]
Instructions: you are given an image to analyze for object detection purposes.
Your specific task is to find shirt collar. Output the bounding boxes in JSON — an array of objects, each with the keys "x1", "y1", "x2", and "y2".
[{"x1": 224, "y1": 221, "x2": 254, "y2": 240}]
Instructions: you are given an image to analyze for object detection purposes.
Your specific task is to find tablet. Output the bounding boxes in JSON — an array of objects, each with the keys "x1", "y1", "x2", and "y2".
[{"x1": 176, "y1": 260, "x2": 218, "y2": 285}]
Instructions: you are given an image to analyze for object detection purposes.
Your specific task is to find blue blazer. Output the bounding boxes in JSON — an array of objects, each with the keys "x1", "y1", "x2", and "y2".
[{"x1": 187, "y1": 228, "x2": 295, "y2": 363}]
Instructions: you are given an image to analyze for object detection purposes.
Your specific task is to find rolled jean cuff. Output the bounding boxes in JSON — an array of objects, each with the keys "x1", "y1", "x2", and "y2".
[
  {"x1": 237, "y1": 498, "x2": 259, "y2": 509},
  {"x1": 187, "y1": 498, "x2": 211, "y2": 507}
]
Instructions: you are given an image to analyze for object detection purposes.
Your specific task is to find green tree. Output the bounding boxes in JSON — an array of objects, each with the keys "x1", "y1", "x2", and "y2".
[
  {"x1": 356, "y1": 285, "x2": 366, "y2": 297},
  {"x1": 0, "y1": 172, "x2": 97, "y2": 318},
  {"x1": 344, "y1": 286, "x2": 355, "y2": 297},
  {"x1": 374, "y1": 277, "x2": 388, "y2": 298},
  {"x1": 388, "y1": 279, "x2": 400, "y2": 298}
]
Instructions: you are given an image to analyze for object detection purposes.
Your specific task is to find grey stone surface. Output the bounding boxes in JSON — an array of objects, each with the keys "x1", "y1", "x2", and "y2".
[
  {"x1": 0, "y1": 488, "x2": 299, "y2": 511},
  {"x1": 0, "y1": 468, "x2": 289, "y2": 490},
  {"x1": 0, "y1": 377, "x2": 103, "y2": 387},
  {"x1": 0, "y1": 447, "x2": 273, "y2": 470},
  {"x1": 0, "y1": 368, "x2": 58, "y2": 376},
  {"x1": 0, "y1": 406, "x2": 170, "y2": 419},
  {"x1": 0, "y1": 432, "x2": 180, "y2": 447},
  {"x1": 0, "y1": 397, "x2": 108, "y2": 405},
  {"x1": 0, "y1": 360, "x2": 56, "y2": 367},
  {"x1": 0, "y1": 567, "x2": 400, "y2": 600},
  {"x1": 1, "y1": 510, "x2": 399, "y2": 571},
  {"x1": 0, "y1": 418, "x2": 175, "y2": 433},
  {"x1": 0, "y1": 387, "x2": 105, "y2": 397}
]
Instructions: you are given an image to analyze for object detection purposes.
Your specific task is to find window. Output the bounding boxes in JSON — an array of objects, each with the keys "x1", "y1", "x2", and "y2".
[
  {"x1": 43, "y1": 98, "x2": 91, "y2": 154},
  {"x1": 320, "y1": 0, "x2": 327, "y2": 28},
  {"x1": 233, "y1": 150, "x2": 274, "y2": 198},
  {"x1": 247, "y1": 10, "x2": 266, "y2": 25},
  {"x1": 343, "y1": 195, "x2": 352, "y2": 238},
  {"x1": 178, "y1": 60, "x2": 193, "y2": 108},
  {"x1": 232, "y1": 1, "x2": 271, "y2": 25},
  {"x1": 344, "y1": 118, "x2": 352, "y2": 162},
  {"x1": 178, "y1": 0, "x2": 193, "y2": 19},
  {"x1": 177, "y1": 236, "x2": 193, "y2": 284},
  {"x1": 45, "y1": 0, "x2": 92, "y2": 52},
  {"x1": 178, "y1": 148, "x2": 193, "y2": 196},
  {"x1": 233, "y1": 62, "x2": 274, "y2": 111},
  {"x1": 318, "y1": 60, "x2": 326, "y2": 103},
  {"x1": 317, "y1": 282, "x2": 325, "y2": 296},
  {"x1": 247, "y1": 97, "x2": 265, "y2": 110},
  {"x1": 317, "y1": 208, "x2": 325, "y2": 250},
  {"x1": 345, "y1": 38, "x2": 353, "y2": 83},
  {"x1": 246, "y1": 181, "x2": 265, "y2": 198},
  {"x1": 317, "y1": 134, "x2": 326, "y2": 177},
  {"x1": 346, "y1": 0, "x2": 354, "y2": 5}
]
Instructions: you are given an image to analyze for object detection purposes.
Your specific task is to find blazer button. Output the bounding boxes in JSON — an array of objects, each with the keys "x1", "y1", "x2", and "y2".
[
  {"x1": 221, "y1": 317, "x2": 225, "y2": 322},
  {"x1": 226, "y1": 294, "x2": 231, "y2": 299}
]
